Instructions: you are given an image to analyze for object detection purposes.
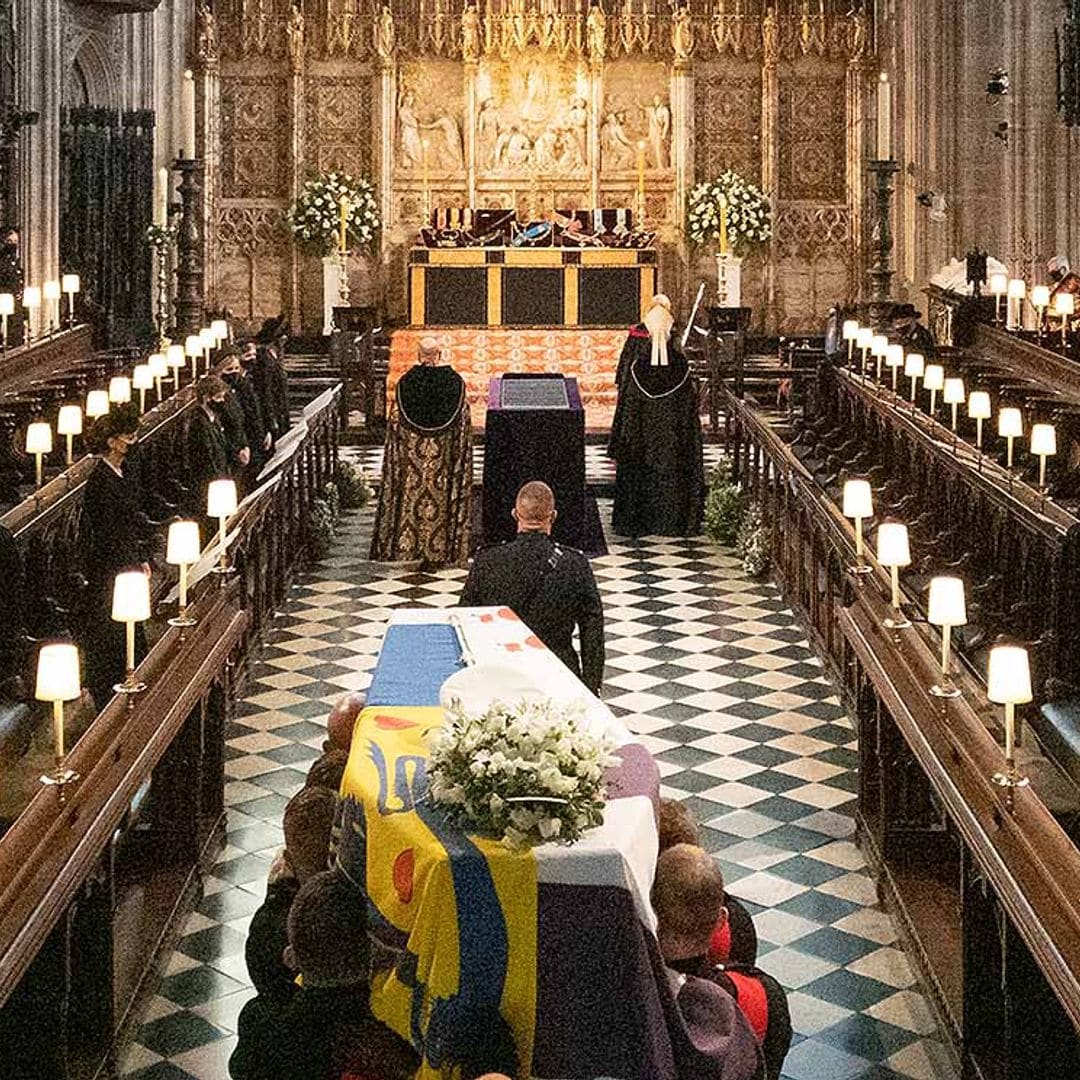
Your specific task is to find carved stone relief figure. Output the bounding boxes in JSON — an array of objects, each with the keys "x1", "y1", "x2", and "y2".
[
  {"x1": 645, "y1": 94, "x2": 670, "y2": 169},
  {"x1": 848, "y1": 9, "x2": 868, "y2": 60},
  {"x1": 602, "y1": 61, "x2": 670, "y2": 172},
  {"x1": 476, "y1": 61, "x2": 588, "y2": 176},
  {"x1": 461, "y1": 3, "x2": 481, "y2": 63},
  {"x1": 587, "y1": 1, "x2": 606, "y2": 62},
  {"x1": 285, "y1": 4, "x2": 304, "y2": 73},
  {"x1": 375, "y1": 3, "x2": 396, "y2": 62},
  {"x1": 397, "y1": 83, "x2": 463, "y2": 171},
  {"x1": 671, "y1": 3, "x2": 693, "y2": 62},
  {"x1": 397, "y1": 87, "x2": 424, "y2": 168},
  {"x1": 196, "y1": 0, "x2": 218, "y2": 64},
  {"x1": 601, "y1": 110, "x2": 635, "y2": 168},
  {"x1": 762, "y1": 6, "x2": 778, "y2": 66}
]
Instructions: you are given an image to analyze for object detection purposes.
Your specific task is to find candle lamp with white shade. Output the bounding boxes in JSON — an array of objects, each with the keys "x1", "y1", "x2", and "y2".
[
  {"x1": 35, "y1": 641, "x2": 82, "y2": 794},
  {"x1": 57, "y1": 405, "x2": 83, "y2": 465},
  {"x1": 842, "y1": 478, "x2": 874, "y2": 575},
  {"x1": 211, "y1": 318, "x2": 229, "y2": 345},
  {"x1": 109, "y1": 375, "x2": 132, "y2": 405},
  {"x1": 43, "y1": 280, "x2": 61, "y2": 334},
  {"x1": 998, "y1": 406, "x2": 1023, "y2": 468},
  {"x1": 208, "y1": 478, "x2": 238, "y2": 575},
  {"x1": 943, "y1": 378, "x2": 965, "y2": 433},
  {"x1": 86, "y1": 389, "x2": 110, "y2": 420},
  {"x1": 1030, "y1": 423, "x2": 1057, "y2": 491},
  {"x1": 990, "y1": 273, "x2": 1008, "y2": 322},
  {"x1": 1006, "y1": 278, "x2": 1026, "y2": 330},
  {"x1": 988, "y1": 642, "x2": 1033, "y2": 803},
  {"x1": 1031, "y1": 284, "x2": 1050, "y2": 336},
  {"x1": 1055, "y1": 291, "x2": 1075, "y2": 349},
  {"x1": 856, "y1": 326, "x2": 874, "y2": 370},
  {"x1": 881, "y1": 343, "x2": 901, "y2": 383},
  {"x1": 968, "y1": 390, "x2": 991, "y2": 452},
  {"x1": 876, "y1": 521, "x2": 911, "y2": 630},
  {"x1": 923, "y1": 363, "x2": 944, "y2": 416},
  {"x1": 0, "y1": 291, "x2": 13, "y2": 349},
  {"x1": 167, "y1": 520, "x2": 201, "y2": 632},
  {"x1": 927, "y1": 575, "x2": 966, "y2": 698},
  {"x1": 904, "y1": 352, "x2": 924, "y2": 404},
  {"x1": 25, "y1": 421, "x2": 52, "y2": 488},
  {"x1": 62, "y1": 274, "x2": 80, "y2": 326},
  {"x1": 148, "y1": 351, "x2": 168, "y2": 400},
  {"x1": 842, "y1": 320, "x2": 859, "y2": 363},
  {"x1": 22, "y1": 285, "x2": 40, "y2": 343},
  {"x1": 870, "y1": 334, "x2": 888, "y2": 377},
  {"x1": 132, "y1": 365, "x2": 154, "y2": 413},
  {"x1": 199, "y1": 326, "x2": 216, "y2": 374},
  {"x1": 166, "y1": 343, "x2": 186, "y2": 390},
  {"x1": 185, "y1": 334, "x2": 202, "y2": 381},
  {"x1": 111, "y1": 570, "x2": 150, "y2": 699},
  {"x1": 885, "y1": 343, "x2": 905, "y2": 391}
]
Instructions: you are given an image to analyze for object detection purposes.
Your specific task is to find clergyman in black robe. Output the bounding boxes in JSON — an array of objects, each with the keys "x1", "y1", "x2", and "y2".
[
  {"x1": 609, "y1": 295, "x2": 705, "y2": 537},
  {"x1": 80, "y1": 406, "x2": 153, "y2": 710},
  {"x1": 370, "y1": 342, "x2": 473, "y2": 568}
]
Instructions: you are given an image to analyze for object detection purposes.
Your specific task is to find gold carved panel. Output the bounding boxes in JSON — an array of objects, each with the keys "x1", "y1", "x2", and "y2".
[
  {"x1": 216, "y1": 206, "x2": 289, "y2": 258},
  {"x1": 473, "y1": 58, "x2": 587, "y2": 178},
  {"x1": 220, "y1": 74, "x2": 289, "y2": 198},
  {"x1": 778, "y1": 69, "x2": 846, "y2": 202},
  {"x1": 601, "y1": 60, "x2": 671, "y2": 174},
  {"x1": 396, "y1": 59, "x2": 465, "y2": 175},
  {"x1": 305, "y1": 73, "x2": 374, "y2": 178},
  {"x1": 693, "y1": 64, "x2": 761, "y2": 183}
]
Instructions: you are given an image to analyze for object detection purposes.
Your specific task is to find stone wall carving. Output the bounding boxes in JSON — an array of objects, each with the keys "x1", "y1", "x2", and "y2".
[
  {"x1": 602, "y1": 61, "x2": 671, "y2": 173},
  {"x1": 216, "y1": 205, "x2": 288, "y2": 258},
  {"x1": 305, "y1": 72, "x2": 374, "y2": 178},
  {"x1": 396, "y1": 60, "x2": 464, "y2": 174},
  {"x1": 693, "y1": 65, "x2": 761, "y2": 183},
  {"x1": 220, "y1": 74, "x2": 288, "y2": 198},
  {"x1": 778, "y1": 68, "x2": 846, "y2": 202}
]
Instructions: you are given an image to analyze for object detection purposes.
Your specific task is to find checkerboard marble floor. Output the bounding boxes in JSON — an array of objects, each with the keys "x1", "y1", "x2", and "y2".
[{"x1": 118, "y1": 496, "x2": 959, "y2": 1080}]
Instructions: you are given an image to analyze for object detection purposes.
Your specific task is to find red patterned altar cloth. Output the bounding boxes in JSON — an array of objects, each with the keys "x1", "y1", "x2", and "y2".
[{"x1": 388, "y1": 327, "x2": 624, "y2": 431}]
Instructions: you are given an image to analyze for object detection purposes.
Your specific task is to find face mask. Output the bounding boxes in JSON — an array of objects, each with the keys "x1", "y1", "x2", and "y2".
[{"x1": 223, "y1": 371, "x2": 240, "y2": 384}]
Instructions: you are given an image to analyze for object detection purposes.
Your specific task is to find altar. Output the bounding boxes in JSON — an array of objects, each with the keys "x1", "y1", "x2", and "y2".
[{"x1": 408, "y1": 245, "x2": 657, "y2": 328}]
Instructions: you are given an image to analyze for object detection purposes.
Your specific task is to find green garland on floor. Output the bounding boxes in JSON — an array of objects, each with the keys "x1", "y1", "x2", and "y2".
[{"x1": 703, "y1": 465, "x2": 746, "y2": 547}]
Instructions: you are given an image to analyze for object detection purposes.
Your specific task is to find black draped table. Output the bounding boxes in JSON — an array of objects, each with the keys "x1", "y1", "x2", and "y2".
[{"x1": 481, "y1": 374, "x2": 587, "y2": 550}]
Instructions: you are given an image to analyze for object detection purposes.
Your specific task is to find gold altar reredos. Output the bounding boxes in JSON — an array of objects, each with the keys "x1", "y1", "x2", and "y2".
[{"x1": 198, "y1": 1, "x2": 872, "y2": 335}]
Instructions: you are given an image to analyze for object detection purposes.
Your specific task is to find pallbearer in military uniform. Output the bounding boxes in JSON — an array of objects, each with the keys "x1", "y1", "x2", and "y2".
[{"x1": 459, "y1": 481, "x2": 605, "y2": 695}]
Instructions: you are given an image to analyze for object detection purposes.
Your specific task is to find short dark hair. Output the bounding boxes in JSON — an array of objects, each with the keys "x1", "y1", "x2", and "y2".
[
  {"x1": 283, "y1": 785, "x2": 336, "y2": 883},
  {"x1": 196, "y1": 373, "x2": 227, "y2": 403},
  {"x1": 658, "y1": 798, "x2": 700, "y2": 852},
  {"x1": 287, "y1": 869, "x2": 369, "y2": 987},
  {"x1": 88, "y1": 403, "x2": 140, "y2": 453},
  {"x1": 305, "y1": 749, "x2": 348, "y2": 794}
]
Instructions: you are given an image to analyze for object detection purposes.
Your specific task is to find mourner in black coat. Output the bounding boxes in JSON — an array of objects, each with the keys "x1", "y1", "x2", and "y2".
[
  {"x1": 80, "y1": 406, "x2": 153, "y2": 710},
  {"x1": 459, "y1": 481, "x2": 605, "y2": 693},
  {"x1": 246, "y1": 321, "x2": 291, "y2": 444},
  {"x1": 187, "y1": 374, "x2": 232, "y2": 517},
  {"x1": 609, "y1": 295, "x2": 705, "y2": 538},
  {"x1": 222, "y1": 348, "x2": 269, "y2": 487}
]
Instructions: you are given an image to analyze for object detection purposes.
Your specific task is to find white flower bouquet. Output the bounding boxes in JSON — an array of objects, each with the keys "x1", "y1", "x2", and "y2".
[
  {"x1": 427, "y1": 699, "x2": 619, "y2": 849},
  {"x1": 284, "y1": 171, "x2": 380, "y2": 256},
  {"x1": 687, "y1": 170, "x2": 772, "y2": 254}
]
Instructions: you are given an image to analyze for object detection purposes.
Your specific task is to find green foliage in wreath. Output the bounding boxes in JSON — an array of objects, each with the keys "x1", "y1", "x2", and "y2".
[
  {"x1": 334, "y1": 459, "x2": 374, "y2": 509},
  {"x1": 737, "y1": 501, "x2": 770, "y2": 578},
  {"x1": 704, "y1": 465, "x2": 746, "y2": 548},
  {"x1": 285, "y1": 171, "x2": 380, "y2": 257}
]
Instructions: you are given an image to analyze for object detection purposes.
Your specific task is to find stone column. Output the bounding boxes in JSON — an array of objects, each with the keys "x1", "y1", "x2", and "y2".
[
  {"x1": 287, "y1": 22, "x2": 305, "y2": 332},
  {"x1": 760, "y1": 17, "x2": 780, "y2": 333},
  {"x1": 18, "y1": 0, "x2": 61, "y2": 297},
  {"x1": 846, "y1": 58, "x2": 868, "y2": 301},
  {"x1": 671, "y1": 60, "x2": 690, "y2": 231},
  {"x1": 196, "y1": 52, "x2": 220, "y2": 311},
  {"x1": 588, "y1": 61, "x2": 602, "y2": 208},
  {"x1": 464, "y1": 61, "x2": 478, "y2": 206},
  {"x1": 378, "y1": 62, "x2": 395, "y2": 245}
]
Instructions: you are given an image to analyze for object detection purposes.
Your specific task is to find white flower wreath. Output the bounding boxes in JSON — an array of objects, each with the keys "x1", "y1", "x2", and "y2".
[
  {"x1": 285, "y1": 171, "x2": 380, "y2": 256},
  {"x1": 427, "y1": 699, "x2": 619, "y2": 849},
  {"x1": 687, "y1": 170, "x2": 772, "y2": 254}
]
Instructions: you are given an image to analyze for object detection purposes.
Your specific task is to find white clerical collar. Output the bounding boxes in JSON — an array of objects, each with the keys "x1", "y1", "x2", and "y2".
[{"x1": 104, "y1": 457, "x2": 124, "y2": 478}]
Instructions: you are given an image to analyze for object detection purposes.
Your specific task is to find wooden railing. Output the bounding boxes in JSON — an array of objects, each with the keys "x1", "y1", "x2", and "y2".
[
  {"x1": 723, "y1": 384, "x2": 1080, "y2": 1074},
  {"x1": 0, "y1": 385, "x2": 342, "y2": 1077}
]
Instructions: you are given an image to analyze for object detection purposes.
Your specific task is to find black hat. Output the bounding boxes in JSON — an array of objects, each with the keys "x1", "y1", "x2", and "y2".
[{"x1": 253, "y1": 315, "x2": 287, "y2": 345}]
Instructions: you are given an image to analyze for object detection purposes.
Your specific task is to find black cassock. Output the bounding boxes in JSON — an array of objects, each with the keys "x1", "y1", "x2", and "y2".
[
  {"x1": 80, "y1": 458, "x2": 153, "y2": 710},
  {"x1": 251, "y1": 349, "x2": 291, "y2": 444},
  {"x1": 608, "y1": 327, "x2": 705, "y2": 537},
  {"x1": 186, "y1": 405, "x2": 231, "y2": 517}
]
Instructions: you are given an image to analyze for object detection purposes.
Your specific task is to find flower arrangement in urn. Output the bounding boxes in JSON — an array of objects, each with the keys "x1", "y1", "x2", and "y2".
[
  {"x1": 285, "y1": 171, "x2": 380, "y2": 256},
  {"x1": 687, "y1": 170, "x2": 772, "y2": 255},
  {"x1": 427, "y1": 699, "x2": 618, "y2": 849}
]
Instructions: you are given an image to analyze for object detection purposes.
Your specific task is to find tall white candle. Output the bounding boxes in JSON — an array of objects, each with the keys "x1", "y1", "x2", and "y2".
[
  {"x1": 155, "y1": 166, "x2": 170, "y2": 226},
  {"x1": 181, "y1": 70, "x2": 196, "y2": 159},
  {"x1": 876, "y1": 73, "x2": 892, "y2": 160}
]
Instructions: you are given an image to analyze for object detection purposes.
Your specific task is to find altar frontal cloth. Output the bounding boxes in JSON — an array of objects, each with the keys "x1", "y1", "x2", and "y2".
[{"x1": 338, "y1": 705, "x2": 666, "y2": 1079}]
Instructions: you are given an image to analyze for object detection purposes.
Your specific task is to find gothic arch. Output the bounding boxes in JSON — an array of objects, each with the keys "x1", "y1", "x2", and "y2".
[{"x1": 66, "y1": 36, "x2": 119, "y2": 109}]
